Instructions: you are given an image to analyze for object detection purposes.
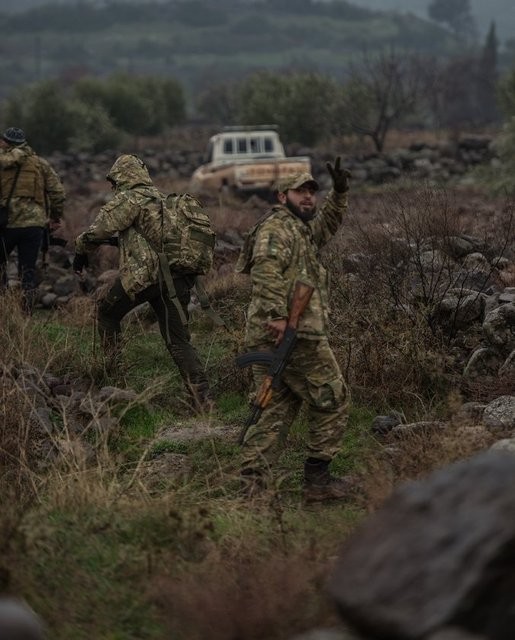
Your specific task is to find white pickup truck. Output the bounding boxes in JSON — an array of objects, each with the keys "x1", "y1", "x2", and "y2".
[{"x1": 189, "y1": 126, "x2": 312, "y2": 196}]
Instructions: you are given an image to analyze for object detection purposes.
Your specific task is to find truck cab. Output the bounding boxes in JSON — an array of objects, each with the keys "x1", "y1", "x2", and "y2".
[
  {"x1": 190, "y1": 125, "x2": 311, "y2": 196},
  {"x1": 205, "y1": 127, "x2": 286, "y2": 166}
]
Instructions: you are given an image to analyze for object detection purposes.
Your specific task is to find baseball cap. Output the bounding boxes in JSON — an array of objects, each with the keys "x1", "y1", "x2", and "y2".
[{"x1": 276, "y1": 172, "x2": 319, "y2": 193}]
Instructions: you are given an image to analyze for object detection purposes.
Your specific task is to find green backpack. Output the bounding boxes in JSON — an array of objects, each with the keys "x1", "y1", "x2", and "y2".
[
  {"x1": 145, "y1": 192, "x2": 224, "y2": 327},
  {"x1": 162, "y1": 193, "x2": 216, "y2": 276}
]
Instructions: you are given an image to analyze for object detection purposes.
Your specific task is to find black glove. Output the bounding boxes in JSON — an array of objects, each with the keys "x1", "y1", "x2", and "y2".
[
  {"x1": 72, "y1": 253, "x2": 89, "y2": 273},
  {"x1": 326, "y1": 156, "x2": 351, "y2": 193}
]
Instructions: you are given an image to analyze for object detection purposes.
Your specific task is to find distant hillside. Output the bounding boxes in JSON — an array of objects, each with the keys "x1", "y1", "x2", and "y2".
[
  {"x1": 2, "y1": 0, "x2": 513, "y2": 43},
  {"x1": 0, "y1": 0, "x2": 463, "y2": 102},
  {"x1": 1, "y1": 0, "x2": 510, "y2": 109},
  {"x1": 347, "y1": 0, "x2": 515, "y2": 43}
]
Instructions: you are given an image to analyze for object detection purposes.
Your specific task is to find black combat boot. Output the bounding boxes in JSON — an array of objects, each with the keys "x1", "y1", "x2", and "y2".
[
  {"x1": 188, "y1": 383, "x2": 216, "y2": 415},
  {"x1": 303, "y1": 458, "x2": 355, "y2": 503}
]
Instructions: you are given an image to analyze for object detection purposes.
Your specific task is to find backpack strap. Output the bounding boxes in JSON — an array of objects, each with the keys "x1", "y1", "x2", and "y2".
[
  {"x1": 0, "y1": 163, "x2": 22, "y2": 230},
  {"x1": 129, "y1": 194, "x2": 189, "y2": 326},
  {"x1": 155, "y1": 197, "x2": 188, "y2": 326},
  {"x1": 157, "y1": 250, "x2": 188, "y2": 326}
]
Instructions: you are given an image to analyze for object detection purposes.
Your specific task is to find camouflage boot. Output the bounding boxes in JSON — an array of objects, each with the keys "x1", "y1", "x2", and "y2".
[{"x1": 303, "y1": 458, "x2": 355, "y2": 503}]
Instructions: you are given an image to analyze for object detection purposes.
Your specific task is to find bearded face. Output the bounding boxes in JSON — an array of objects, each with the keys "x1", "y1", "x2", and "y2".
[{"x1": 282, "y1": 187, "x2": 317, "y2": 222}]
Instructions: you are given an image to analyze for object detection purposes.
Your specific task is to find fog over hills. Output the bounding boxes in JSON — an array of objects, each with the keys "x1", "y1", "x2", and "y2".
[
  {"x1": 346, "y1": 0, "x2": 515, "y2": 42},
  {"x1": 1, "y1": 0, "x2": 513, "y2": 43}
]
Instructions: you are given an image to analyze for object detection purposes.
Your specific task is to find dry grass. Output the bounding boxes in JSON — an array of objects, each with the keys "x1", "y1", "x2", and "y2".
[
  {"x1": 153, "y1": 544, "x2": 336, "y2": 640},
  {"x1": 1, "y1": 167, "x2": 512, "y2": 637}
]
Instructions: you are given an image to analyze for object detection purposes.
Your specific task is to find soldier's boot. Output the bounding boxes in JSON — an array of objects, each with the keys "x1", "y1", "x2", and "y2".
[
  {"x1": 303, "y1": 458, "x2": 355, "y2": 503},
  {"x1": 188, "y1": 382, "x2": 216, "y2": 414}
]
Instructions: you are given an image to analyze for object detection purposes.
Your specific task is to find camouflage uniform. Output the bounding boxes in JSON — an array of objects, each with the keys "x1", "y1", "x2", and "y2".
[
  {"x1": 235, "y1": 183, "x2": 349, "y2": 475},
  {"x1": 75, "y1": 154, "x2": 211, "y2": 405},
  {"x1": 0, "y1": 142, "x2": 65, "y2": 311}
]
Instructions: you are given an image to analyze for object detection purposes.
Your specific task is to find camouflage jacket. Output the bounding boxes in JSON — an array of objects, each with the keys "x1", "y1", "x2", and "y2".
[
  {"x1": 0, "y1": 143, "x2": 65, "y2": 227},
  {"x1": 235, "y1": 189, "x2": 347, "y2": 345},
  {"x1": 75, "y1": 155, "x2": 170, "y2": 298}
]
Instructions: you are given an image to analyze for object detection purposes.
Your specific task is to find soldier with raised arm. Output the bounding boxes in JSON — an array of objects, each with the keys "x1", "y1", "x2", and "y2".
[{"x1": 235, "y1": 159, "x2": 354, "y2": 502}]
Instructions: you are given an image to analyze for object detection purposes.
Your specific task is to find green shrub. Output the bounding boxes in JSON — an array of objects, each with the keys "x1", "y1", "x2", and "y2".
[{"x1": 236, "y1": 71, "x2": 344, "y2": 146}]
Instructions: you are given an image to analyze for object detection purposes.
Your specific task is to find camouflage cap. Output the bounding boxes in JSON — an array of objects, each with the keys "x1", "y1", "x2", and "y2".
[{"x1": 276, "y1": 172, "x2": 319, "y2": 193}]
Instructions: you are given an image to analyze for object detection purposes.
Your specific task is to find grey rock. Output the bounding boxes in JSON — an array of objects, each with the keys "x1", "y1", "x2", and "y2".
[
  {"x1": 371, "y1": 412, "x2": 403, "y2": 436},
  {"x1": 499, "y1": 350, "x2": 515, "y2": 377},
  {"x1": 463, "y1": 347, "x2": 505, "y2": 378},
  {"x1": 483, "y1": 396, "x2": 515, "y2": 430},
  {"x1": 329, "y1": 451, "x2": 515, "y2": 639},
  {"x1": 490, "y1": 438, "x2": 515, "y2": 455},
  {"x1": 0, "y1": 597, "x2": 45, "y2": 639},
  {"x1": 498, "y1": 291, "x2": 515, "y2": 304},
  {"x1": 492, "y1": 257, "x2": 510, "y2": 271},
  {"x1": 451, "y1": 402, "x2": 486, "y2": 425},
  {"x1": 52, "y1": 274, "x2": 78, "y2": 297},
  {"x1": 461, "y1": 252, "x2": 490, "y2": 272},
  {"x1": 390, "y1": 421, "x2": 447, "y2": 438},
  {"x1": 40, "y1": 292, "x2": 58, "y2": 308},
  {"x1": 432, "y1": 291, "x2": 485, "y2": 332},
  {"x1": 483, "y1": 303, "x2": 515, "y2": 350},
  {"x1": 445, "y1": 236, "x2": 478, "y2": 260}
]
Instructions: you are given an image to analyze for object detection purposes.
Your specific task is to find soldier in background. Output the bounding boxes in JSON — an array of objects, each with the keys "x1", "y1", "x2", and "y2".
[
  {"x1": 235, "y1": 160, "x2": 353, "y2": 502},
  {"x1": 73, "y1": 154, "x2": 213, "y2": 412},
  {"x1": 0, "y1": 127, "x2": 65, "y2": 313}
]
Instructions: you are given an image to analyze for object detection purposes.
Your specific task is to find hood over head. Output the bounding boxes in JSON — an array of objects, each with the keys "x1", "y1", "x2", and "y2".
[{"x1": 106, "y1": 154, "x2": 153, "y2": 191}]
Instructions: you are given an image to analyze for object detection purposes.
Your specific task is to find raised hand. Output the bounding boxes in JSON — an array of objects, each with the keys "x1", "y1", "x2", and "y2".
[{"x1": 326, "y1": 156, "x2": 351, "y2": 193}]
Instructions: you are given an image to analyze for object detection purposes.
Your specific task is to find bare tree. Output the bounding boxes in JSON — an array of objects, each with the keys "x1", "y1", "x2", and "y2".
[{"x1": 340, "y1": 49, "x2": 423, "y2": 152}]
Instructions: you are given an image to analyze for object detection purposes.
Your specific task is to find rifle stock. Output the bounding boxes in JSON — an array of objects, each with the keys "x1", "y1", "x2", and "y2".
[{"x1": 236, "y1": 280, "x2": 314, "y2": 445}]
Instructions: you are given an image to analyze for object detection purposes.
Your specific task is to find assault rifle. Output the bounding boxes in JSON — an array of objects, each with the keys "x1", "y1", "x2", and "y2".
[{"x1": 235, "y1": 280, "x2": 314, "y2": 445}]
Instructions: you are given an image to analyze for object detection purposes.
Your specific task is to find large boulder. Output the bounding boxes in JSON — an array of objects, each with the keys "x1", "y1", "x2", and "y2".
[{"x1": 328, "y1": 451, "x2": 515, "y2": 639}]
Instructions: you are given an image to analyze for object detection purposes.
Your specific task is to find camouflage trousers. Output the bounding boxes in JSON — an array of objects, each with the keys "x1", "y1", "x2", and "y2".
[
  {"x1": 0, "y1": 226, "x2": 44, "y2": 314},
  {"x1": 97, "y1": 276, "x2": 211, "y2": 403},
  {"x1": 240, "y1": 338, "x2": 348, "y2": 473}
]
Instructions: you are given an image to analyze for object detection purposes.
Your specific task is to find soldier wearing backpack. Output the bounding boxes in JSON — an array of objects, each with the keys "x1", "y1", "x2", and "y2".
[{"x1": 73, "y1": 154, "x2": 215, "y2": 412}]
